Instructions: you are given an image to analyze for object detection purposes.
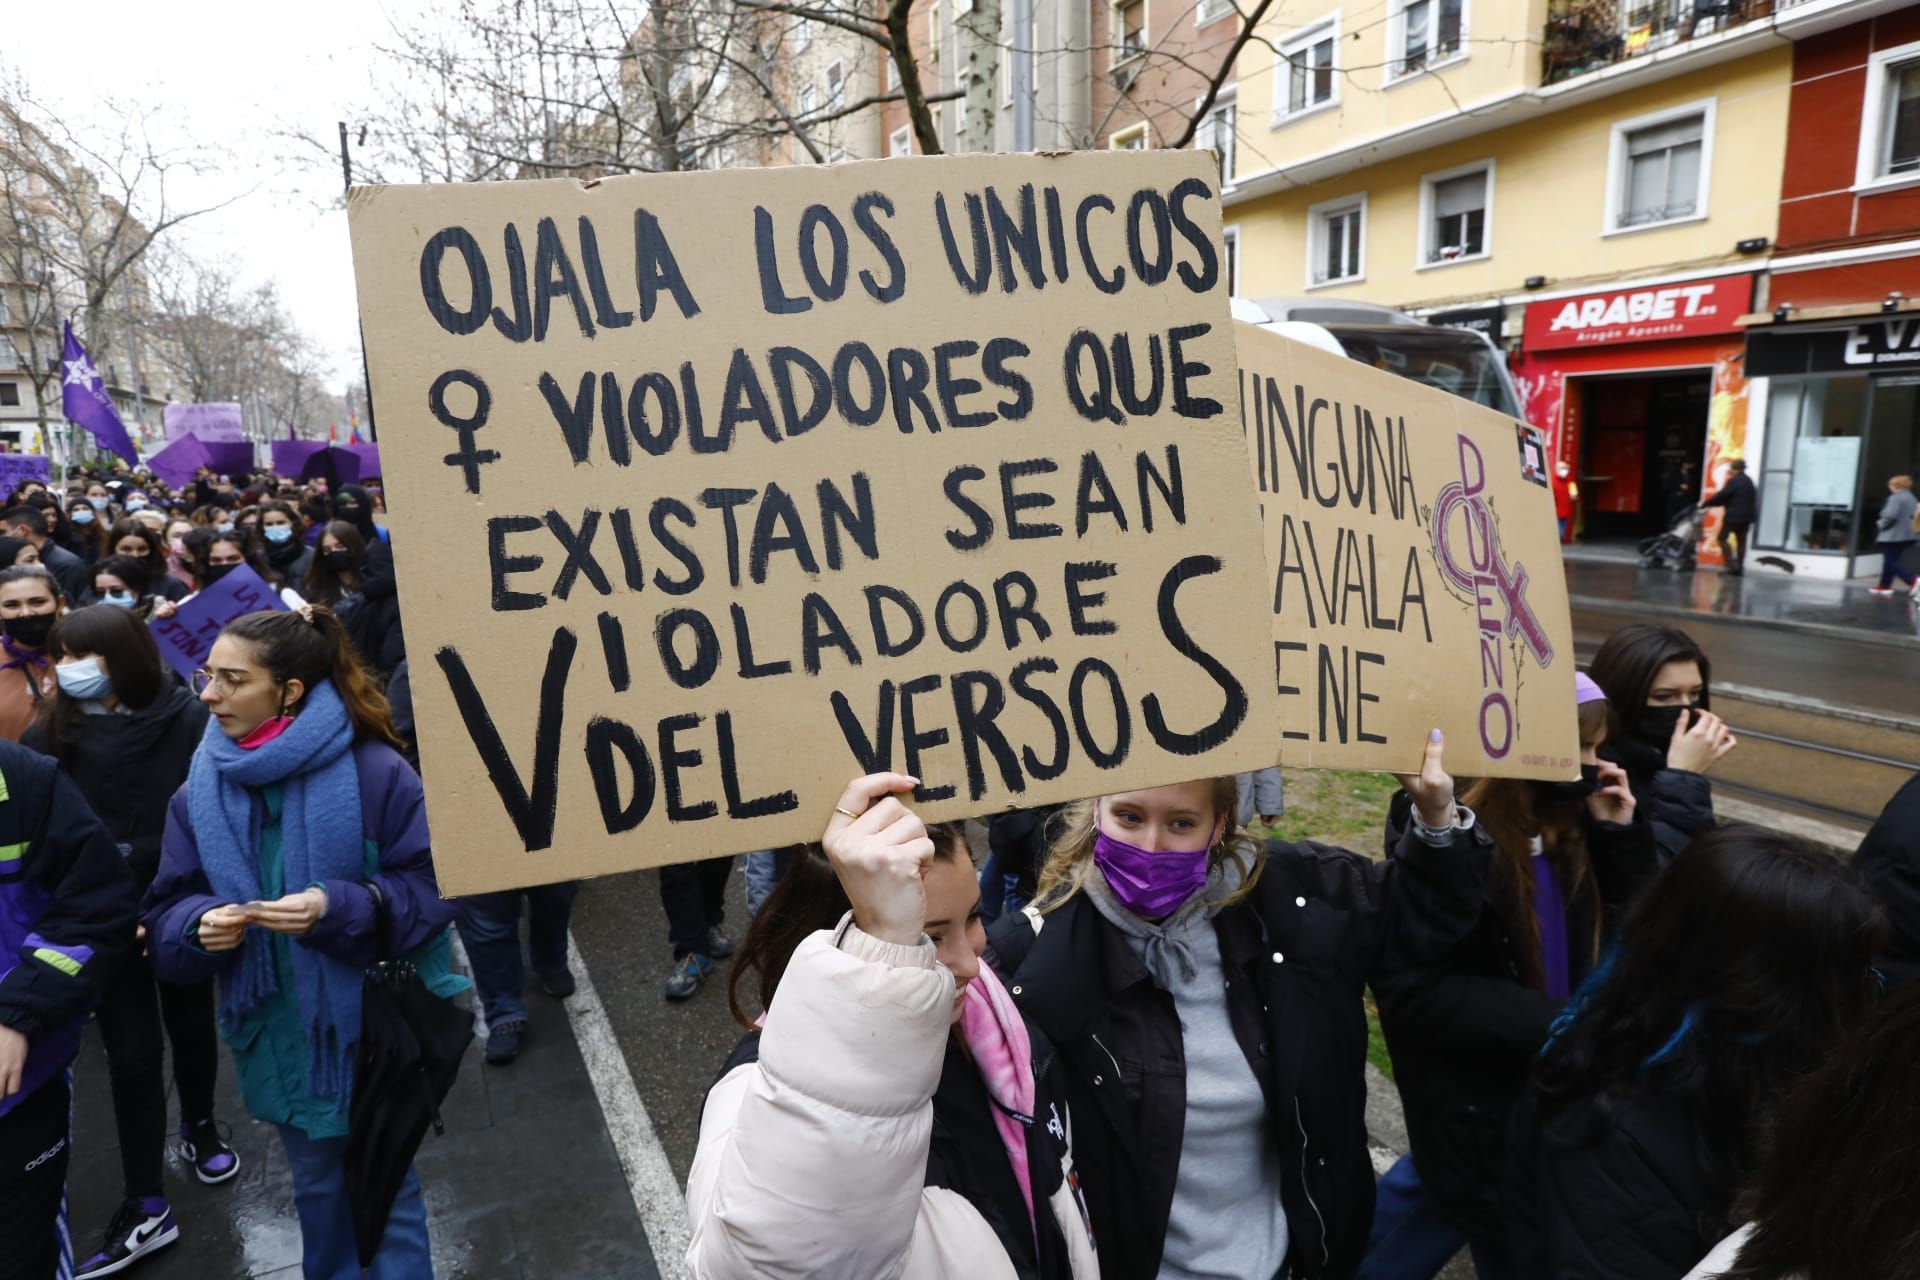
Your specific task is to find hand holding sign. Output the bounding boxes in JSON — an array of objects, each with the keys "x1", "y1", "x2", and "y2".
[
  {"x1": 822, "y1": 773, "x2": 934, "y2": 948},
  {"x1": 1393, "y1": 729, "x2": 1457, "y2": 829}
]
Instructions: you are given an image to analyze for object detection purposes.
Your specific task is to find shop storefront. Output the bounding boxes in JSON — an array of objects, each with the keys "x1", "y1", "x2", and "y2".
[
  {"x1": 1744, "y1": 306, "x2": 1920, "y2": 579},
  {"x1": 1514, "y1": 273, "x2": 1756, "y2": 561}
]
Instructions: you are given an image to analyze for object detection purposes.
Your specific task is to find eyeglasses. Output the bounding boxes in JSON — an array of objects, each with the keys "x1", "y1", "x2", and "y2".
[{"x1": 190, "y1": 668, "x2": 246, "y2": 697}]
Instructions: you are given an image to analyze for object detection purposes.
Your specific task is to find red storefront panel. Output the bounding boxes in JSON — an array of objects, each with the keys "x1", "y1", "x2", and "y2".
[
  {"x1": 1770, "y1": 257, "x2": 1920, "y2": 311},
  {"x1": 1522, "y1": 276, "x2": 1752, "y2": 351}
]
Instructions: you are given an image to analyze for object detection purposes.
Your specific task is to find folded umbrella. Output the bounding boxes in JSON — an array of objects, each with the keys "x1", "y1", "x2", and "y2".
[{"x1": 342, "y1": 890, "x2": 472, "y2": 1267}]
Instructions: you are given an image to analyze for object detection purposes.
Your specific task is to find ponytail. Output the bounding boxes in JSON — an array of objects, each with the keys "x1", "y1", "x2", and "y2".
[{"x1": 221, "y1": 606, "x2": 405, "y2": 751}]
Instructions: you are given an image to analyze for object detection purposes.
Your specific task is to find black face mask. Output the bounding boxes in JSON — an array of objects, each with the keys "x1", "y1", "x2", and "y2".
[
  {"x1": 203, "y1": 563, "x2": 238, "y2": 585},
  {"x1": 323, "y1": 549, "x2": 355, "y2": 573},
  {"x1": 3, "y1": 612, "x2": 55, "y2": 648},
  {"x1": 1537, "y1": 762, "x2": 1603, "y2": 803},
  {"x1": 1635, "y1": 699, "x2": 1707, "y2": 749}
]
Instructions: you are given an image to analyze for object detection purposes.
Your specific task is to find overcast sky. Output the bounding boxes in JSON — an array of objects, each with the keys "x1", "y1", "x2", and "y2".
[{"x1": 11, "y1": 0, "x2": 399, "y2": 393}]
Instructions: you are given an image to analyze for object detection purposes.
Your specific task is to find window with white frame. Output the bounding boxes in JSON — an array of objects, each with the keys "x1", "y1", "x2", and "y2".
[
  {"x1": 1857, "y1": 41, "x2": 1920, "y2": 188},
  {"x1": 1608, "y1": 102, "x2": 1712, "y2": 232},
  {"x1": 826, "y1": 60, "x2": 845, "y2": 107},
  {"x1": 1200, "y1": 101, "x2": 1236, "y2": 181},
  {"x1": 0, "y1": 383, "x2": 19, "y2": 408},
  {"x1": 1420, "y1": 163, "x2": 1490, "y2": 264},
  {"x1": 799, "y1": 83, "x2": 818, "y2": 119},
  {"x1": 1117, "y1": 0, "x2": 1147, "y2": 63},
  {"x1": 1110, "y1": 122, "x2": 1149, "y2": 150},
  {"x1": 1197, "y1": 0, "x2": 1236, "y2": 25},
  {"x1": 890, "y1": 125, "x2": 913, "y2": 157},
  {"x1": 1391, "y1": 0, "x2": 1463, "y2": 78},
  {"x1": 1308, "y1": 194, "x2": 1366, "y2": 285},
  {"x1": 794, "y1": 16, "x2": 812, "y2": 52},
  {"x1": 930, "y1": 1, "x2": 942, "y2": 66},
  {"x1": 888, "y1": 48, "x2": 901, "y2": 89},
  {"x1": 1276, "y1": 21, "x2": 1336, "y2": 119},
  {"x1": 1222, "y1": 225, "x2": 1240, "y2": 294}
]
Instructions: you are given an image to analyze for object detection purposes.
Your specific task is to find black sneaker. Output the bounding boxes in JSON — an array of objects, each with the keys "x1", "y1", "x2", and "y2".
[
  {"x1": 539, "y1": 968, "x2": 576, "y2": 999},
  {"x1": 177, "y1": 1118, "x2": 239, "y2": 1185},
  {"x1": 485, "y1": 1018, "x2": 527, "y2": 1065},
  {"x1": 707, "y1": 928, "x2": 737, "y2": 959},
  {"x1": 76, "y1": 1199, "x2": 179, "y2": 1277},
  {"x1": 664, "y1": 953, "x2": 713, "y2": 1001}
]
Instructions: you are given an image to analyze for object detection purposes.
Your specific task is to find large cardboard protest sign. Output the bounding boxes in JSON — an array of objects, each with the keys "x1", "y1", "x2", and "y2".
[
  {"x1": 349, "y1": 153, "x2": 1280, "y2": 894},
  {"x1": 1234, "y1": 321, "x2": 1578, "y2": 779}
]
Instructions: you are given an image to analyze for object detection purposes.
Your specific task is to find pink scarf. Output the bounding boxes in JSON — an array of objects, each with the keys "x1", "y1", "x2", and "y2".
[{"x1": 958, "y1": 961, "x2": 1038, "y2": 1229}]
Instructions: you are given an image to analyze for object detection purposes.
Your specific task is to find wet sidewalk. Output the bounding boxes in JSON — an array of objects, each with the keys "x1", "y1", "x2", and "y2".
[
  {"x1": 66, "y1": 969, "x2": 659, "y2": 1280},
  {"x1": 1564, "y1": 556, "x2": 1919, "y2": 645}
]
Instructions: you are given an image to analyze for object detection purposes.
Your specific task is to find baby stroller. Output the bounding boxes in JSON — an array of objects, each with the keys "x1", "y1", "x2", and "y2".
[{"x1": 1639, "y1": 506, "x2": 1702, "y2": 571}]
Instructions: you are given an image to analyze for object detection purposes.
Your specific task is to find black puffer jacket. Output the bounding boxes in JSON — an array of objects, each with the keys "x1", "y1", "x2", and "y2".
[
  {"x1": 1855, "y1": 769, "x2": 1920, "y2": 990},
  {"x1": 1373, "y1": 813, "x2": 1657, "y2": 1243},
  {"x1": 1599, "y1": 733, "x2": 1714, "y2": 866},
  {"x1": 1506, "y1": 1086, "x2": 1731, "y2": 1278},
  {"x1": 988, "y1": 825, "x2": 1489, "y2": 1280}
]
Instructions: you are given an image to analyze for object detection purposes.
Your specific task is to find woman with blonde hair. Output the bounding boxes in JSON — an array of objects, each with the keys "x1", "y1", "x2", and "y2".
[
  {"x1": 1868, "y1": 473, "x2": 1918, "y2": 596},
  {"x1": 988, "y1": 734, "x2": 1485, "y2": 1280}
]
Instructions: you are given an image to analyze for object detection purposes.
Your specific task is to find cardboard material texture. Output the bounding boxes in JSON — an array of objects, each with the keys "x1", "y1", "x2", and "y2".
[
  {"x1": 1234, "y1": 321, "x2": 1578, "y2": 780},
  {"x1": 149, "y1": 564, "x2": 289, "y2": 679},
  {"x1": 348, "y1": 152, "x2": 1280, "y2": 894}
]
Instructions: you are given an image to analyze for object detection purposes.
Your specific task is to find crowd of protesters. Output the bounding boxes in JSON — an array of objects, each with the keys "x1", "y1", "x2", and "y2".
[{"x1": 2, "y1": 459, "x2": 1918, "y2": 1280}]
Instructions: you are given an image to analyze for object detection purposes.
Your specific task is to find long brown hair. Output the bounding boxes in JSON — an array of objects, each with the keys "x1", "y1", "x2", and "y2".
[
  {"x1": 726, "y1": 825, "x2": 970, "y2": 1030},
  {"x1": 303, "y1": 520, "x2": 365, "y2": 606},
  {"x1": 1031, "y1": 775, "x2": 1267, "y2": 913},
  {"x1": 1460, "y1": 698, "x2": 1610, "y2": 990},
  {"x1": 221, "y1": 607, "x2": 404, "y2": 750}
]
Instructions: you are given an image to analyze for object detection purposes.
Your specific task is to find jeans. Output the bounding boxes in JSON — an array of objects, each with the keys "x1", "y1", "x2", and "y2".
[
  {"x1": 455, "y1": 881, "x2": 580, "y2": 1026},
  {"x1": 94, "y1": 945, "x2": 221, "y2": 1199},
  {"x1": 659, "y1": 857, "x2": 733, "y2": 959},
  {"x1": 743, "y1": 849, "x2": 793, "y2": 917},
  {"x1": 278, "y1": 1125, "x2": 432, "y2": 1280},
  {"x1": 1878, "y1": 541, "x2": 1917, "y2": 589},
  {"x1": 1357, "y1": 1154, "x2": 1513, "y2": 1280}
]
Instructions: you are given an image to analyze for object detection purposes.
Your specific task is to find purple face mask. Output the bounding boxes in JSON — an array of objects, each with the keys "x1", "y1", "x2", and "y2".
[{"x1": 1093, "y1": 825, "x2": 1213, "y2": 919}]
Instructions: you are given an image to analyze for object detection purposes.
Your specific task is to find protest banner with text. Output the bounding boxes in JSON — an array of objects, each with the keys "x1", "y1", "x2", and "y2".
[
  {"x1": 149, "y1": 564, "x2": 289, "y2": 679},
  {"x1": 0, "y1": 455, "x2": 53, "y2": 493},
  {"x1": 349, "y1": 153, "x2": 1280, "y2": 894},
  {"x1": 1235, "y1": 321, "x2": 1578, "y2": 780}
]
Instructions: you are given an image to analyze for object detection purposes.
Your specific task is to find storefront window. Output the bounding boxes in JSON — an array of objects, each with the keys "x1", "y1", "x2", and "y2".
[
  {"x1": 1858, "y1": 378, "x2": 1920, "y2": 552},
  {"x1": 1757, "y1": 377, "x2": 1868, "y2": 554}
]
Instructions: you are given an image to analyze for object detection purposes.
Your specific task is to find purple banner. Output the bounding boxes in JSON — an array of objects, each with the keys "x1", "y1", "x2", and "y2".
[
  {"x1": 0, "y1": 455, "x2": 53, "y2": 493},
  {"x1": 271, "y1": 440, "x2": 326, "y2": 477},
  {"x1": 148, "y1": 564, "x2": 288, "y2": 679},
  {"x1": 162, "y1": 402, "x2": 246, "y2": 443},
  {"x1": 201, "y1": 441, "x2": 258, "y2": 476},
  {"x1": 301, "y1": 446, "x2": 361, "y2": 486},
  {"x1": 348, "y1": 443, "x2": 381, "y2": 477},
  {"x1": 144, "y1": 434, "x2": 212, "y2": 489}
]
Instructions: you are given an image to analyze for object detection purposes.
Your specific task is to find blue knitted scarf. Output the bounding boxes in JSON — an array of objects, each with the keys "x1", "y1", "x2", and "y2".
[{"x1": 187, "y1": 680, "x2": 363, "y2": 1106}]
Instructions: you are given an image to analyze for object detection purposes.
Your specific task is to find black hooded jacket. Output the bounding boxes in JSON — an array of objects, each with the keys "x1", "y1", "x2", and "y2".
[{"x1": 1598, "y1": 731, "x2": 1715, "y2": 867}]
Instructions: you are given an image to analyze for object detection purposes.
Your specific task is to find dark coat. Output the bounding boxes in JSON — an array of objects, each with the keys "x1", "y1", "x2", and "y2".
[
  {"x1": 23, "y1": 683, "x2": 208, "y2": 894},
  {"x1": 1373, "y1": 814, "x2": 1658, "y2": 1242},
  {"x1": 1855, "y1": 769, "x2": 1920, "y2": 990},
  {"x1": 1701, "y1": 472, "x2": 1757, "y2": 525},
  {"x1": 341, "y1": 536, "x2": 404, "y2": 679},
  {"x1": 0, "y1": 738, "x2": 137, "y2": 1117},
  {"x1": 38, "y1": 540, "x2": 90, "y2": 603},
  {"x1": 987, "y1": 805, "x2": 1067, "y2": 908},
  {"x1": 1599, "y1": 734, "x2": 1715, "y2": 867},
  {"x1": 987, "y1": 826, "x2": 1489, "y2": 1280},
  {"x1": 1506, "y1": 1086, "x2": 1730, "y2": 1279}
]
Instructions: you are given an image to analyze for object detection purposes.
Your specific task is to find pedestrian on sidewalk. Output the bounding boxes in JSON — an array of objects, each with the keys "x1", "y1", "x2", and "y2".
[
  {"x1": 688, "y1": 776, "x2": 1099, "y2": 1279},
  {"x1": 1700, "y1": 459, "x2": 1757, "y2": 576},
  {"x1": 660, "y1": 857, "x2": 736, "y2": 1000},
  {"x1": 456, "y1": 879, "x2": 581, "y2": 1065},
  {"x1": 1507, "y1": 827, "x2": 1886, "y2": 1279},
  {"x1": 988, "y1": 735, "x2": 1484, "y2": 1280},
  {"x1": 0, "y1": 737, "x2": 138, "y2": 1280},
  {"x1": 1868, "y1": 474, "x2": 1919, "y2": 596},
  {"x1": 1682, "y1": 982, "x2": 1920, "y2": 1280},
  {"x1": 145, "y1": 608, "x2": 462, "y2": 1280},
  {"x1": 1589, "y1": 624, "x2": 1736, "y2": 865},
  {"x1": 1362, "y1": 675, "x2": 1657, "y2": 1280},
  {"x1": 25, "y1": 607, "x2": 242, "y2": 1279}
]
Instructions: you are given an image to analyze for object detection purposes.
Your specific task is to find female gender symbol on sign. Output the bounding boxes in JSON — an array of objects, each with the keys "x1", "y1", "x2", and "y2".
[{"x1": 430, "y1": 368, "x2": 500, "y2": 494}]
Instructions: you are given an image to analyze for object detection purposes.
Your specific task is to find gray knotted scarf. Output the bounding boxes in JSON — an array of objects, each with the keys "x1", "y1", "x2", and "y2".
[{"x1": 1084, "y1": 853, "x2": 1246, "y2": 988}]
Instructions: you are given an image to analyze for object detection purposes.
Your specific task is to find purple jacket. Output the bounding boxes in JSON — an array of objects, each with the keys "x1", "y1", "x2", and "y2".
[{"x1": 144, "y1": 739, "x2": 456, "y2": 985}]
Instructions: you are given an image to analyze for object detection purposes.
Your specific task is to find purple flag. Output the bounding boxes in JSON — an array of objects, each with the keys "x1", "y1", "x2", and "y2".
[
  {"x1": 148, "y1": 563, "x2": 288, "y2": 679},
  {"x1": 145, "y1": 434, "x2": 212, "y2": 489},
  {"x1": 271, "y1": 439, "x2": 326, "y2": 478},
  {"x1": 201, "y1": 441, "x2": 257, "y2": 476},
  {"x1": 61, "y1": 322, "x2": 139, "y2": 467},
  {"x1": 347, "y1": 443, "x2": 381, "y2": 478}
]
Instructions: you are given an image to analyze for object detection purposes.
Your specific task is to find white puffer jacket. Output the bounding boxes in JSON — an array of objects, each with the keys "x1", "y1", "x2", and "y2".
[{"x1": 686, "y1": 916, "x2": 1098, "y2": 1280}]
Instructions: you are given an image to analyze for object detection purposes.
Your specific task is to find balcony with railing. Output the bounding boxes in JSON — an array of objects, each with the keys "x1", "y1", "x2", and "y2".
[{"x1": 1542, "y1": 0, "x2": 1781, "y2": 85}]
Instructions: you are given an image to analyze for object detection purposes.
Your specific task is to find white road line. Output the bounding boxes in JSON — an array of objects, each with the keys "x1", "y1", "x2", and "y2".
[{"x1": 564, "y1": 928, "x2": 693, "y2": 1280}]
